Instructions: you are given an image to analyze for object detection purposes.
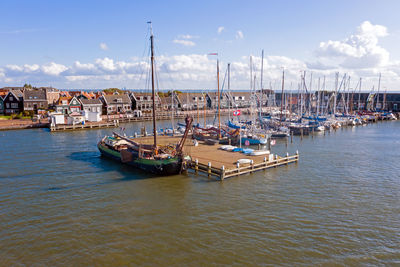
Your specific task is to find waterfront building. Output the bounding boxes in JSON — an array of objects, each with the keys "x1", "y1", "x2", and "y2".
[
  {"x1": 130, "y1": 92, "x2": 160, "y2": 115},
  {"x1": 80, "y1": 98, "x2": 103, "y2": 121},
  {"x1": 23, "y1": 89, "x2": 48, "y2": 114},
  {"x1": 100, "y1": 94, "x2": 132, "y2": 115},
  {"x1": 225, "y1": 91, "x2": 252, "y2": 108},
  {"x1": 55, "y1": 96, "x2": 81, "y2": 114},
  {"x1": 40, "y1": 87, "x2": 60, "y2": 107},
  {"x1": 178, "y1": 92, "x2": 207, "y2": 110},
  {"x1": 0, "y1": 96, "x2": 4, "y2": 114},
  {"x1": 3, "y1": 90, "x2": 23, "y2": 115}
]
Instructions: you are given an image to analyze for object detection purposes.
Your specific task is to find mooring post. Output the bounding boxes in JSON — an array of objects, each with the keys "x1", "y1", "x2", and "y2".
[
  {"x1": 221, "y1": 165, "x2": 225, "y2": 181},
  {"x1": 195, "y1": 159, "x2": 198, "y2": 174},
  {"x1": 250, "y1": 160, "x2": 254, "y2": 173},
  {"x1": 134, "y1": 132, "x2": 137, "y2": 138},
  {"x1": 296, "y1": 150, "x2": 299, "y2": 161},
  {"x1": 300, "y1": 128, "x2": 303, "y2": 140},
  {"x1": 236, "y1": 162, "x2": 240, "y2": 174},
  {"x1": 290, "y1": 131, "x2": 293, "y2": 143},
  {"x1": 312, "y1": 127, "x2": 314, "y2": 138},
  {"x1": 208, "y1": 162, "x2": 211, "y2": 178},
  {"x1": 286, "y1": 152, "x2": 289, "y2": 164}
]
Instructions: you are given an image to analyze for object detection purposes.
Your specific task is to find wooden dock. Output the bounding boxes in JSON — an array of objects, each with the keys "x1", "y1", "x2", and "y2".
[
  {"x1": 49, "y1": 121, "x2": 119, "y2": 132},
  {"x1": 188, "y1": 153, "x2": 299, "y2": 180},
  {"x1": 132, "y1": 135, "x2": 299, "y2": 181}
]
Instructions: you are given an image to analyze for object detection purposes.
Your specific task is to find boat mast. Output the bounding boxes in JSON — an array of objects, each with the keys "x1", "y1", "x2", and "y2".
[
  {"x1": 197, "y1": 95, "x2": 199, "y2": 125},
  {"x1": 260, "y1": 50, "x2": 264, "y2": 120},
  {"x1": 149, "y1": 22, "x2": 157, "y2": 149},
  {"x1": 203, "y1": 92, "x2": 206, "y2": 127},
  {"x1": 217, "y1": 59, "x2": 221, "y2": 139},
  {"x1": 228, "y1": 63, "x2": 231, "y2": 122},
  {"x1": 171, "y1": 90, "x2": 174, "y2": 136},
  {"x1": 317, "y1": 77, "x2": 320, "y2": 116},
  {"x1": 280, "y1": 68, "x2": 284, "y2": 125},
  {"x1": 376, "y1": 73, "x2": 381, "y2": 110},
  {"x1": 358, "y1": 78, "x2": 362, "y2": 112}
]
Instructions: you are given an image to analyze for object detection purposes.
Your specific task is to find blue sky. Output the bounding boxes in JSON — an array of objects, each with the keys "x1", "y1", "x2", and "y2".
[{"x1": 1, "y1": 0, "x2": 400, "y2": 90}]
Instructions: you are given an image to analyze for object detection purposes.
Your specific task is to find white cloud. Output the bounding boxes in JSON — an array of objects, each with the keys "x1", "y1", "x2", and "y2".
[
  {"x1": 41, "y1": 62, "x2": 68, "y2": 76},
  {"x1": 100, "y1": 42, "x2": 109, "y2": 51},
  {"x1": 173, "y1": 39, "x2": 196, "y2": 47},
  {"x1": 217, "y1": 26, "x2": 225, "y2": 34},
  {"x1": 236, "y1": 30, "x2": 244, "y2": 39},
  {"x1": 315, "y1": 21, "x2": 389, "y2": 69},
  {"x1": 178, "y1": 34, "x2": 198, "y2": 39}
]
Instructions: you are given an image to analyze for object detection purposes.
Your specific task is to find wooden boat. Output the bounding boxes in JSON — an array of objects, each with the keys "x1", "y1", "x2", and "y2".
[{"x1": 98, "y1": 23, "x2": 193, "y2": 175}]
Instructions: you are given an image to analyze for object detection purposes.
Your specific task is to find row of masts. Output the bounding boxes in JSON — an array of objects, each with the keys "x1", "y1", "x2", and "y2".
[{"x1": 150, "y1": 22, "x2": 387, "y2": 150}]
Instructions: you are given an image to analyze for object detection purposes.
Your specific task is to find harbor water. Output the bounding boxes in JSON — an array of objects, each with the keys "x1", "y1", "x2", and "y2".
[{"x1": 0, "y1": 120, "x2": 399, "y2": 265}]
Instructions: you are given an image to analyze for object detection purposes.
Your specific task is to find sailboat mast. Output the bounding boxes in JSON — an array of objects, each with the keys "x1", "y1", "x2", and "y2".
[
  {"x1": 358, "y1": 78, "x2": 362, "y2": 112},
  {"x1": 217, "y1": 59, "x2": 221, "y2": 139},
  {"x1": 197, "y1": 95, "x2": 199, "y2": 125},
  {"x1": 376, "y1": 73, "x2": 381, "y2": 110},
  {"x1": 228, "y1": 63, "x2": 231, "y2": 122},
  {"x1": 171, "y1": 91, "x2": 174, "y2": 136},
  {"x1": 280, "y1": 69, "x2": 284, "y2": 125},
  {"x1": 204, "y1": 92, "x2": 206, "y2": 127},
  {"x1": 261, "y1": 50, "x2": 264, "y2": 90},
  {"x1": 150, "y1": 25, "x2": 157, "y2": 149}
]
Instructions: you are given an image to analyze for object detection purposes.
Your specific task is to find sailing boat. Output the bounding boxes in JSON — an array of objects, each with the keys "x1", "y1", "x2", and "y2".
[{"x1": 97, "y1": 23, "x2": 193, "y2": 175}]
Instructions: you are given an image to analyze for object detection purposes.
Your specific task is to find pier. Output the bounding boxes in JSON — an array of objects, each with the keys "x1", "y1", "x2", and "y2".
[
  {"x1": 133, "y1": 135, "x2": 299, "y2": 181},
  {"x1": 49, "y1": 121, "x2": 119, "y2": 132}
]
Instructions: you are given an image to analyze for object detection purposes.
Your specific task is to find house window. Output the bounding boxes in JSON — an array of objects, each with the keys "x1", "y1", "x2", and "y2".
[
  {"x1": 6, "y1": 103, "x2": 10, "y2": 108},
  {"x1": 11, "y1": 103, "x2": 18, "y2": 108},
  {"x1": 62, "y1": 100, "x2": 67, "y2": 105},
  {"x1": 10, "y1": 96, "x2": 13, "y2": 101}
]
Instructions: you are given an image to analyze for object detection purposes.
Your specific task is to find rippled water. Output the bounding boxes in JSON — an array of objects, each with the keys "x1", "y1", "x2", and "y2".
[{"x1": 1, "y1": 120, "x2": 399, "y2": 266}]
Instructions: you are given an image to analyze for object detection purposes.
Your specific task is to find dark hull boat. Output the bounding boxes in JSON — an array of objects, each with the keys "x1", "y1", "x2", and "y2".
[
  {"x1": 98, "y1": 141, "x2": 182, "y2": 175},
  {"x1": 97, "y1": 23, "x2": 193, "y2": 176}
]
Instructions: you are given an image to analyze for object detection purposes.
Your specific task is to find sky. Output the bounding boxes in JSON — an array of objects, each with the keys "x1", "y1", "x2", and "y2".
[{"x1": 1, "y1": 0, "x2": 400, "y2": 91}]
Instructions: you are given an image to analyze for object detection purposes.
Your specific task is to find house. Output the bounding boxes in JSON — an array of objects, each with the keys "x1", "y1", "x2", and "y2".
[
  {"x1": 178, "y1": 92, "x2": 207, "y2": 110},
  {"x1": 130, "y1": 92, "x2": 161, "y2": 114},
  {"x1": 40, "y1": 87, "x2": 60, "y2": 106},
  {"x1": 3, "y1": 90, "x2": 24, "y2": 115},
  {"x1": 55, "y1": 96, "x2": 81, "y2": 114},
  {"x1": 23, "y1": 89, "x2": 48, "y2": 114},
  {"x1": 226, "y1": 91, "x2": 252, "y2": 108},
  {"x1": 55, "y1": 96, "x2": 71, "y2": 114},
  {"x1": 158, "y1": 92, "x2": 181, "y2": 111},
  {"x1": 206, "y1": 92, "x2": 230, "y2": 109},
  {"x1": 80, "y1": 98, "x2": 102, "y2": 121},
  {"x1": 0, "y1": 96, "x2": 4, "y2": 114},
  {"x1": 101, "y1": 94, "x2": 132, "y2": 115}
]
